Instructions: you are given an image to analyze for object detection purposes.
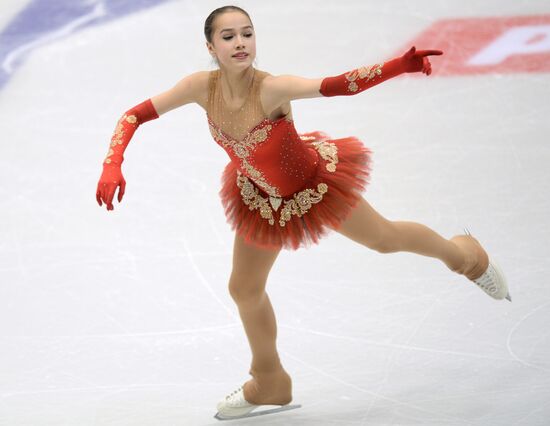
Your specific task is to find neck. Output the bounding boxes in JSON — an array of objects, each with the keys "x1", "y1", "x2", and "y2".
[{"x1": 219, "y1": 66, "x2": 255, "y2": 100}]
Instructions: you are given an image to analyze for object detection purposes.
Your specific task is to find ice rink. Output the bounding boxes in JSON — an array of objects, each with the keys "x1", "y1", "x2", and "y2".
[{"x1": 1, "y1": 1, "x2": 549, "y2": 425}]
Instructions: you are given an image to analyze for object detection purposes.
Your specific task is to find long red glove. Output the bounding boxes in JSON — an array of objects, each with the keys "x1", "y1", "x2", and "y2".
[
  {"x1": 96, "y1": 99, "x2": 158, "y2": 211},
  {"x1": 319, "y1": 46, "x2": 443, "y2": 97}
]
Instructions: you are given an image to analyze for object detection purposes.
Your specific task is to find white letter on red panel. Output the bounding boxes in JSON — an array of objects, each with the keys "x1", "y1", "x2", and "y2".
[{"x1": 468, "y1": 25, "x2": 550, "y2": 66}]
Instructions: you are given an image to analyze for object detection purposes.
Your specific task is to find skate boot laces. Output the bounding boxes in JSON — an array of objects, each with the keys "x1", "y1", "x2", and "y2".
[
  {"x1": 472, "y1": 263, "x2": 500, "y2": 295},
  {"x1": 223, "y1": 386, "x2": 253, "y2": 408},
  {"x1": 464, "y1": 228, "x2": 512, "y2": 302}
]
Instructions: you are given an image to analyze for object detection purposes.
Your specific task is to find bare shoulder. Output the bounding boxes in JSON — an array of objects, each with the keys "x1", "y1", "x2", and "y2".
[
  {"x1": 189, "y1": 69, "x2": 212, "y2": 86},
  {"x1": 150, "y1": 70, "x2": 213, "y2": 116},
  {"x1": 189, "y1": 70, "x2": 213, "y2": 110},
  {"x1": 258, "y1": 71, "x2": 287, "y2": 116},
  {"x1": 259, "y1": 72, "x2": 281, "y2": 93}
]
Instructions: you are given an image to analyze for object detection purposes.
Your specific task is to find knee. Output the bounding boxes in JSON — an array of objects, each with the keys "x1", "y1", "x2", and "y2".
[
  {"x1": 370, "y1": 239, "x2": 396, "y2": 254},
  {"x1": 366, "y1": 222, "x2": 400, "y2": 254},
  {"x1": 228, "y1": 272, "x2": 266, "y2": 305}
]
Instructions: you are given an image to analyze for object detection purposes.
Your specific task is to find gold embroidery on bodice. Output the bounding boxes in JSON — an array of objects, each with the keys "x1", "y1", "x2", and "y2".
[
  {"x1": 206, "y1": 68, "x2": 341, "y2": 226},
  {"x1": 206, "y1": 69, "x2": 283, "y2": 199}
]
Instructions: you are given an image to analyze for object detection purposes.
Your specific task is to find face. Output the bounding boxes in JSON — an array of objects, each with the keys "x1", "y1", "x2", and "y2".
[{"x1": 206, "y1": 11, "x2": 256, "y2": 70}]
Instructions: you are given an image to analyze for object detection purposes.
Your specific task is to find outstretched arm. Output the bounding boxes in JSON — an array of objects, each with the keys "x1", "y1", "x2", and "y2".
[
  {"x1": 96, "y1": 71, "x2": 209, "y2": 211},
  {"x1": 264, "y1": 46, "x2": 442, "y2": 105}
]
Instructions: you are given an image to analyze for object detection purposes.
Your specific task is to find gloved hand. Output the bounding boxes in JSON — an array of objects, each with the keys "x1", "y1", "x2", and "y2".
[
  {"x1": 96, "y1": 99, "x2": 158, "y2": 211},
  {"x1": 96, "y1": 163, "x2": 126, "y2": 211},
  {"x1": 320, "y1": 46, "x2": 443, "y2": 97},
  {"x1": 398, "y1": 46, "x2": 443, "y2": 75}
]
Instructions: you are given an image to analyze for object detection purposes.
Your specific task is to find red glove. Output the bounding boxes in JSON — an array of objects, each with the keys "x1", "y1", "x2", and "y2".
[
  {"x1": 319, "y1": 46, "x2": 443, "y2": 97},
  {"x1": 96, "y1": 99, "x2": 158, "y2": 211}
]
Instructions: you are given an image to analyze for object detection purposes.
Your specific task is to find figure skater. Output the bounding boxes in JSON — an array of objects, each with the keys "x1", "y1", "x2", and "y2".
[{"x1": 95, "y1": 5, "x2": 511, "y2": 421}]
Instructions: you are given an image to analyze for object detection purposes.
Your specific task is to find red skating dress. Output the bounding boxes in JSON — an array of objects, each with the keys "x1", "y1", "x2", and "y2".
[{"x1": 206, "y1": 69, "x2": 372, "y2": 251}]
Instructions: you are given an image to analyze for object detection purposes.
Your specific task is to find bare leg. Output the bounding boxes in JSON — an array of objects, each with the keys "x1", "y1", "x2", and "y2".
[
  {"x1": 331, "y1": 196, "x2": 487, "y2": 278},
  {"x1": 228, "y1": 232, "x2": 292, "y2": 405}
]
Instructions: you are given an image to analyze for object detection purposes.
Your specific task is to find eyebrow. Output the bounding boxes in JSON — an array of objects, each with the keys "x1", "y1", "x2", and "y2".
[{"x1": 220, "y1": 26, "x2": 253, "y2": 33}]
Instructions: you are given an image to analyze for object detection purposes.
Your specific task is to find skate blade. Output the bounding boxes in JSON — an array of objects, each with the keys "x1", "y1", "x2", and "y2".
[{"x1": 214, "y1": 404, "x2": 302, "y2": 421}]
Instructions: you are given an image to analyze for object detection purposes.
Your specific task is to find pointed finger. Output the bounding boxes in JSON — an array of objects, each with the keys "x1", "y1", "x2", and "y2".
[{"x1": 417, "y1": 49, "x2": 443, "y2": 57}]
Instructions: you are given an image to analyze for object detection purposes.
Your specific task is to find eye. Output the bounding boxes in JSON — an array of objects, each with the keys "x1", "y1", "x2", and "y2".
[
  {"x1": 223, "y1": 35, "x2": 233, "y2": 40},
  {"x1": 244, "y1": 33, "x2": 253, "y2": 38}
]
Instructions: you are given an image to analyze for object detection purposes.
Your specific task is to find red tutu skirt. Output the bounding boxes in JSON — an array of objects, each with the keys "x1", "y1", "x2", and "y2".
[{"x1": 219, "y1": 131, "x2": 372, "y2": 251}]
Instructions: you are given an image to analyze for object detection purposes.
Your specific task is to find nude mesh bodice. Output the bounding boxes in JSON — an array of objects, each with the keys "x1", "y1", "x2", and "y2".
[{"x1": 206, "y1": 68, "x2": 270, "y2": 141}]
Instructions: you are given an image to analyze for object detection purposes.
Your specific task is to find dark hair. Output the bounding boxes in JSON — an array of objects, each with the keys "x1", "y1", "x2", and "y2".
[{"x1": 204, "y1": 5, "x2": 252, "y2": 43}]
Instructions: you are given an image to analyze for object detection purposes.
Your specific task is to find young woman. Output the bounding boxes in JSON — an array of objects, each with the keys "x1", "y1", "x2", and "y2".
[{"x1": 96, "y1": 5, "x2": 511, "y2": 421}]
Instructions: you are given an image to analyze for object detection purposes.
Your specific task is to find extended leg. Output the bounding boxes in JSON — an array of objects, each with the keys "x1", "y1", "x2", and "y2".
[
  {"x1": 332, "y1": 196, "x2": 465, "y2": 272},
  {"x1": 331, "y1": 196, "x2": 511, "y2": 301}
]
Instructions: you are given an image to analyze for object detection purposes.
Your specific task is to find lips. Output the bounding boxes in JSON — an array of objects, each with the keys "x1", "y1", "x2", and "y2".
[{"x1": 233, "y1": 53, "x2": 248, "y2": 58}]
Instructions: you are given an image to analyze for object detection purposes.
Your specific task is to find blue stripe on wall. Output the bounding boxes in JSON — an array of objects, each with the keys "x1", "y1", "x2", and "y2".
[{"x1": 0, "y1": 0, "x2": 173, "y2": 91}]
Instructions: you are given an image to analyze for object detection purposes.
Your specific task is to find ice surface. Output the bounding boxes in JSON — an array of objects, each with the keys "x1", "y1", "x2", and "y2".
[{"x1": 0, "y1": 0, "x2": 549, "y2": 425}]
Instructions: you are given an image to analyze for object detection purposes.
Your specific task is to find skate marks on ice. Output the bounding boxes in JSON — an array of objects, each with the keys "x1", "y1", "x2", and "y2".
[
  {"x1": 280, "y1": 350, "x2": 478, "y2": 425},
  {"x1": 506, "y1": 299, "x2": 550, "y2": 373},
  {"x1": 214, "y1": 403, "x2": 302, "y2": 421}
]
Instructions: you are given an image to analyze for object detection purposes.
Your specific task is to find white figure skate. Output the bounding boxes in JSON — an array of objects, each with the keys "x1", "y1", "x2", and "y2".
[
  {"x1": 214, "y1": 385, "x2": 302, "y2": 421},
  {"x1": 464, "y1": 228, "x2": 512, "y2": 302}
]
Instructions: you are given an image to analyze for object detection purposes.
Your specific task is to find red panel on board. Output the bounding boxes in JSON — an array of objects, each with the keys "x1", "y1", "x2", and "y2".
[{"x1": 400, "y1": 16, "x2": 550, "y2": 75}]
